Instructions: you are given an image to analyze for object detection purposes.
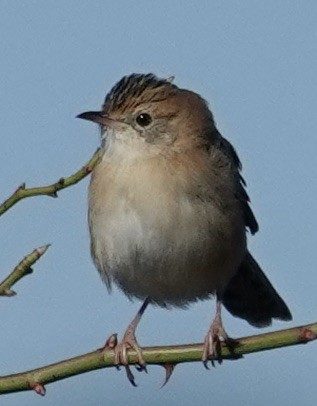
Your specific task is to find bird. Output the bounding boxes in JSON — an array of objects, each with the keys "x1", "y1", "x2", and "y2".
[{"x1": 77, "y1": 73, "x2": 292, "y2": 381}]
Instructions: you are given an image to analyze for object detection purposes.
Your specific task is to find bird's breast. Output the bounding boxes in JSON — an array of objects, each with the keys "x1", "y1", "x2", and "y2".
[{"x1": 88, "y1": 149, "x2": 246, "y2": 307}]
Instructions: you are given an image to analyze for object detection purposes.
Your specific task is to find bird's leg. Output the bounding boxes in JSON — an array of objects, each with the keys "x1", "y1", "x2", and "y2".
[
  {"x1": 202, "y1": 298, "x2": 230, "y2": 367},
  {"x1": 114, "y1": 297, "x2": 150, "y2": 374}
]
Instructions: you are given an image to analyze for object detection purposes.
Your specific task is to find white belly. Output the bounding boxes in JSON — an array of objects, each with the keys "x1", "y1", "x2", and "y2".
[{"x1": 89, "y1": 152, "x2": 246, "y2": 307}]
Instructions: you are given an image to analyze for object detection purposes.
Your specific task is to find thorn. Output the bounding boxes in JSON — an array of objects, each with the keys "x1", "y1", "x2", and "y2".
[
  {"x1": 99, "y1": 333, "x2": 118, "y2": 352},
  {"x1": 49, "y1": 191, "x2": 58, "y2": 198},
  {"x1": 32, "y1": 383, "x2": 46, "y2": 396},
  {"x1": 160, "y1": 363, "x2": 176, "y2": 388},
  {"x1": 1, "y1": 288, "x2": 16, "y2": 297},
  {"x1": 299, "y1": 328, "x2": 317, "y2": 343}
]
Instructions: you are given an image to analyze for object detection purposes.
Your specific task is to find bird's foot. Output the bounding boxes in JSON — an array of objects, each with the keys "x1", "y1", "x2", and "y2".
[
  {"x1": 100, "y1": 299, "x2": 150, "y2": 386},
  {"x1": 114, "y1": 327, "x2": 146, "y2": 368},
  {"x1": 113, "y1": 327, "x2": 147, "y2": 386},
  {"x1": 202, "y1": 312, "x2": 231, "y2": 368}
]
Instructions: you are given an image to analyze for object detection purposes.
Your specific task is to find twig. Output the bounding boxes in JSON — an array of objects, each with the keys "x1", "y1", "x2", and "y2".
[
  {"x1": 0, "y1": 149, "x2": 102, "y2": 217},
  {"x1": 0, "y1": 245, "x2": 50, "y2": 296},
  {"x1": 0, "y1": 322, "x2": 315, "y2": 395}
]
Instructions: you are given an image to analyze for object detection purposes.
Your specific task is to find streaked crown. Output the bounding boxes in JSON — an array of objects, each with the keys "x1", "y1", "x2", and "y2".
[{"x1": 102, "y1": 73, "x2": 178, "y2": 114}]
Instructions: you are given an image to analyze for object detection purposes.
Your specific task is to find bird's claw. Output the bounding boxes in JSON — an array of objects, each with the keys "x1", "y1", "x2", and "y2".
[
  {"x1": 202, "y1": 315, "x2": 230, "y2": 367},
  {"x1": 114, "y1": 336, "x2": 146, "y2": 366},
  {"x1": 113, "y1": 331, "x2": 147, "y2": 386}
]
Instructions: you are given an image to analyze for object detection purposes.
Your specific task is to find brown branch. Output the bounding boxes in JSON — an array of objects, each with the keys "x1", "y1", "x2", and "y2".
[
  {"x1": 0, "y1": 149, "x2": 102, "y2": 217},
  {"x1": 0, "y1": 322, "x2": 316, "y2": 396},
  {"x1": 0, "y1": 245, "x2": 50, "y2": 296}
]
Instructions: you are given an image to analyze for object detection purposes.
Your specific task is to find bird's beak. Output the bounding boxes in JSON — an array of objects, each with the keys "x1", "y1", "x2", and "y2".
[{"x1": 76, "y1": 111, "x2": 111, "y2": 126}]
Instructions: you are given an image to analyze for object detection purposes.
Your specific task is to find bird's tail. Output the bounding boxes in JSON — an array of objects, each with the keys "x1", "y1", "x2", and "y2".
[{"x1": 222, "y1": 252, "x2": 292, "y2": 327}]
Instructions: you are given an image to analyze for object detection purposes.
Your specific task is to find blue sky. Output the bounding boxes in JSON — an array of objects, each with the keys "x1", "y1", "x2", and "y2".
[{"x1": 0, "y1": 1, "x2": 316, "y2": 405}]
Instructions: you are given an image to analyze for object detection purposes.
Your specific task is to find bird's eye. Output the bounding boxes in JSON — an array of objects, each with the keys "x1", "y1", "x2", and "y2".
[{"x1": 136, "y1": 113, "x2": 152, "y2": 127}]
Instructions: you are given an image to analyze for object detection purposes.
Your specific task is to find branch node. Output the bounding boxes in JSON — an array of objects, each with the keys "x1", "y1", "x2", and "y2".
[
  {"x1": 58, "y1": 177, "x2": 65, "y2": 186},
  {"x1": 100, "y1": 333, "x2": 118, "y2": 352},
  {"x1": 299, "y1": 327, "x2": 317, "y2": 343},
  {"x1": 25, "y1": 267, "x2": 34, "y2": 275},
  {"x1": 83, "y1": 165, "x2": 92, "y2": 174},
  {"x1": 15, "y1": 183, "x2": 26, "y2": 193}
]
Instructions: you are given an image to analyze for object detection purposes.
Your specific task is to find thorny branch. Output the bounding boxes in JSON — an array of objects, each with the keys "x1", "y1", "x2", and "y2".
[
  {"x1": 0, "y1": 149, "x2": 102, "y2": 217},
  {"x1": 0, "y1": 323, "x2": 316, "y2": 396}
]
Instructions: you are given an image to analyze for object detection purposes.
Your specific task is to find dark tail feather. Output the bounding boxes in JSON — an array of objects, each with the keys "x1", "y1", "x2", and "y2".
[{"x1": 222, "y1": 252, "x2": 292, "y2": 327}]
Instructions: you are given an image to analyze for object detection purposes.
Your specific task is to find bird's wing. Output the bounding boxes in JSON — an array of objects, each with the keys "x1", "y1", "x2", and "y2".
[{"x1": 213, "y1": 129, "x2": 259, "y2": 234}]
